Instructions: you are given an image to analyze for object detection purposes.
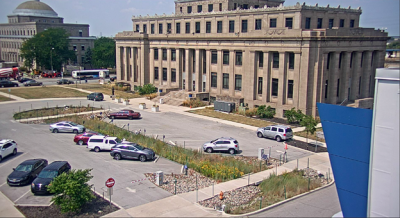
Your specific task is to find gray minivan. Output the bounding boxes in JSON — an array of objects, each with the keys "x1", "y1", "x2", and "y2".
[{"x1": 257, "y1": 125, "x2": 293, "y2": 142}]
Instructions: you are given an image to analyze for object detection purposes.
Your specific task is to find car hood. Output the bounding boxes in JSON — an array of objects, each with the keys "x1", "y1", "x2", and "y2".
[
  {"x1": 142, "y1": 148, "x2": 155, "y2": 154},
  {"x1": 8, "y1": 171, "x2": 30, "y2": 180},
  {"x1": 32, "y1": 177, "x2": 53, "y2": 186}
]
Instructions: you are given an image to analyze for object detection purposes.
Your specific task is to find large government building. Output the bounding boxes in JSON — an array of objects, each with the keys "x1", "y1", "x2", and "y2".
[
  {"x1": 115, "y1": 0, "x2": 388, "y2": 117},
  {"x1": 0, "y1": 0, "x2": 95, "y2": 68}
]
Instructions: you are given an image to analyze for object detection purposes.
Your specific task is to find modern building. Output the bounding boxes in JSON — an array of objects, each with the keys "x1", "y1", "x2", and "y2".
[
  {"x1": 0, "y1": 0, "x2": 95, "y2": 69},
  {"x1": 115, "y1": 0, "x2": 388, "y2": 117}
]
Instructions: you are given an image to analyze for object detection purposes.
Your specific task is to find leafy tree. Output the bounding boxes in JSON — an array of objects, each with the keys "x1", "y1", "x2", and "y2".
[
  {"x1": 294, "y1": 109, "x2": 305, "y2": 123},
  {"x1": 387, "y1": 41, "x2": 400, "y2": 49},
  {"x1": 83, "y1": 47, "x2": 93, "y2": 69},
  {"x1": 134, "y1": 84, "x2": 157, "y2": 95},
  {"x1": 20, "y1": 28, "x2": 76, "y2": 72},
  {"x1": 257, "y1": 105, "x2": 276, "y2": 119},
  {"x1": 300, "y1": 115, "x2": 318, "y2": 143},
  {"x1": 47, "y1": 169, "x2": 95, "y2": 213},
  {"x1": 92, "y1": 37, "x2": 116, "y2": 68}
]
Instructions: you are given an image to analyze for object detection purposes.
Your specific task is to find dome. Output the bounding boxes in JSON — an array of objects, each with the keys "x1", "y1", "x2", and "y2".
[{"x1": 12, "y1": 0, "x2": 58, "y2": 18}]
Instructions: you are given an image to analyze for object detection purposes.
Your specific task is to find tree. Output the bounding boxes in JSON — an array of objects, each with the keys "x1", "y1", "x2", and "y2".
[
  {"x1": 83, "y1": 47, "x2": 93, "y2": 69},
  {"x1": 300, "y1": 115, "x2": 318, "y2": 143},
  {"x1": 92, "y1": 37, "x2": 116, "y2": 68},
  {"x1": 20, "y1": 28, "x2": 76, "y2": 72},
  {"x1": 387, "y1": 41, "x2": 400, "y2": 49},
  {"x1": 134, "y1": 84, "x2": 157, "y2": 95},
  {"x1": 257, "y1": 105, "x2": 275, "y2": 119},
  {"x1": 47, "y1": 169, "x2": 95, "y2": 213}
]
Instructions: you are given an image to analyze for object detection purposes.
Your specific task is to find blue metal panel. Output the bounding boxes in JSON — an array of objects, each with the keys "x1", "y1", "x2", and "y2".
[{"x1": 337, "y1": 188, "x2": 368, "y2": 217}]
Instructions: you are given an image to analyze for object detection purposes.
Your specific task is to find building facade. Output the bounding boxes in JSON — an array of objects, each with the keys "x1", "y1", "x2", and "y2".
[
  {"x1": 115, "y1": 0, "x2": 388, "y2": 117},
  {"x1": 0, "y1": 0, "x2": 95, "y2": 68}
]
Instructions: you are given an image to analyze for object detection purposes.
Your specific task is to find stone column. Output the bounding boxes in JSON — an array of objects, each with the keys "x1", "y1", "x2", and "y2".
[
  {"x1": 217, "y1": 50, "x2": 223, "y2": 95},
  {"x1": 320, "y1": 53, "x2": 329, "y2": 103},
  {"x1": 277, "y1": 52, "x2": 285, "y2": 108},
  {"x1": 292, "y1": 52, "x2": 302, "y2": 108},
  {"x1": 149, "y1": 48, "x2": 154, "y2": 84},
  {"x1": 176, "y1": 49, "x2": 182, "y2": 89},
  {"x1": 185, "y1": 49, "x2": 192, "y2": 91},
  {"x1": 229, "y1": 50, "x2": 235, "y2": 96},
  {"x1": 361, "y1": 51, "x2": 372, "y2": 98},
  {"x1": 167, "y1": 48, "x2": 172, "y2": 87},
  {"x1": 350, "y1": 51, "x2": 362, "y2": 101},
  {"x1": 328, "y1": 52, "x2": 340, "y2": 104},
  {"x1": 205, "y1": 49, "x2": 211, "y2": 92},
  {"x1": 262, "y1": 51, "x2": 270, "y2": 103},
  {"x1": 246, "y1": 50, "x2": 256, "y2": 101},
  {"x1": 340, "y1": 52, "x2": 351, "y2": 103},
  {"x1": 125, "y1": 47, "x2": 130, "y2": 82},
  {"x1": 116, "y1": 46, "x2": 122, "y2": 81},
  {"x1": 195, "y1": 49, "x2": 202, "y2": 93}
]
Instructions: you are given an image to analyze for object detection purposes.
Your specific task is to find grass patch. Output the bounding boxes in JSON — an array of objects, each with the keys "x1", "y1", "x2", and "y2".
[
  {"x1": 294, "y1": 127, "x2": 325, "y2": 142},
  {"x1": 13, "y1": 106, "x2": 103, "y2": 120},
  {"x1": 189, "y1": 107, "x2": 275, "y2": 127},
  {"x1": 0, "y1": 95, "x2": 14, "y2": 102},
  {"x1": 74, "y1": 84, "x2": 141, "y2": 99},
  {"x1": 0, "y1": 87, "x2": 88, "y2": 99}
]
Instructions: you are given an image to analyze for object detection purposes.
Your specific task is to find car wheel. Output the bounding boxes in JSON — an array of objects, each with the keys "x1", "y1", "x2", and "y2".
[
  {"x1": 28, "y1": 84, "x2": 31, "y2": 86},
  {"x1": 53, "y1": 129, "x2": 59, "y2": 133},
  {"x1": 257, "y1": 132, "x2": 263, "y2": 138},
  {"x1": 14, "y1": 85, "x2": 18, "y2": 87},
  {"x1": 73, "y1": 129, "x2": 78, "y2": 134},
  {"x1": 139, "y1": 155, "x2": 146, "y2": 162},
  {"x1": 1, "y1": 85, "x2": 4, "y2": 88},
  {"x1": 94, "y1": 147, "x2": 100, "y2": 152},
  {"x1": 228, "y1": 149, "x2": 235, "y2": 155},
  {"x1": 128, "y1": 116, "x2": 133, "y2": 120},
  {"x1": 114, "y1": 153, "x2": 121, "y2": 160},
  {"x1": 78, "y1": 140, "x2": 84, "y2": 146},
  {"x1": 276, "y1": 136, "x2": 282, "y2": 142},
  {"x1": 206, "y1": 148, "x2": 213, "y2": 153},
  {"x1": 0, "y1": 156, "x2": 2, "y2": 162},
  {"x1": 111, "y1": 116, "x2": 115, "y2": 119},
  {"x1": 13, "y1": 148, "x2": 17, "y2": 155}
]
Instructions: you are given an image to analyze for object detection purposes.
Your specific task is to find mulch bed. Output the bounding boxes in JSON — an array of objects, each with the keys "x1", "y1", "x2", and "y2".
[
  {"x1": 16, "y1": 192, "x2": 119, "y2": 218},
  {"x1": 287, "y1": 139, "x2": 328, "y2": 153}
]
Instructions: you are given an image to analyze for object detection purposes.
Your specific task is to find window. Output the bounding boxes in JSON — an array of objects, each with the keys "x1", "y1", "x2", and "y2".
[
  {"x1": 288, "y1": 53, "x2": 295, "y2": 69},
  {"x1": 235, "y1": 75, "x2": 242, "y2": 91},
  {"x1": 285, "y1": 18, "x2": 293, "y2": 29},
  {"x1": 79, "y1": 31, "x2": 83, "y2": 37},
  {"x1": 272, "y1": 52, "x2": 279, "y2": 68},
  {"x1": 81, "y1": 45, "x2": 85, "y2": 51},
  {"x1": 305, "y1": 17, "x2": 311, "y2": 29},
  {"x1": 337, "y1": 79, "x2": 340, "y2": 97},
  {"x1": 171, "y1": 49, "x2": 176, "y2": 61},
  {"x1": 258, "y1": 77, "x2": 263, "y2": 94},
  {"x1": 361, "y1": 52, "x2": 364, "y2": 67},
  {"x1": 195, "y1": 22, "x2": 201, "y2": 33},
  {"x1": 223, "y1": 73, "x2": 229, "y2": 89},
  {"x1": 288, "y1": 80, "x2": 294, "y2": 98},
  {"x1": 143, "y1": 24, "x2": 147, "y2": 33},
  {"x1": 270, "y1": 18, "x2": 277, "y2": 28},
  {"x1": 136, "y1": 24, "x2": 140, "y2": 32},
  {"x1": 317, "y1": 18, "x2": 323, "y2": 28},
  {"x1": 271, "y1": 127, "x2": 277, "y2": 131},
  {"x1": 259, "y1": 52, "x2": 264, "y2": 68},
  {"x1": 340, "y1": 19, "x2": 344, "y2": 27},
  {"x1": 176, "y1": 23, "x2": 181, "y2": 34},
  {"x1": 180, "y1": 7, "x2": 182, "y2": 13},
  {"x1": 162, "y1": 68, "x2": 167, "y2": 81},
  {"x1": 167, "y1": 23, "x2": 172, "y2": 33},
  {"x1": 197, "y1": 5, "x2": 202, "y2": 13},
  {"x1": 327, "y1": 52, "x2": 331, "y2": 69},
  {"x1": 229, "y1": 20, "x2": 235, "y2": 33},
  {"x1": 358, "y1": 77, "x2": 361, "y2": 94},
  {"x1": 255, "y1": 19, "x2": 262, "y2": 30},
  {"x1": 243, "y1": 4, "x2": 248, "y2": 9},
  {"x1": 235, "y1": 51, "x2": 242, "y2": 66},
  {"x1": 159, "y1": 23, "x2": 163, "y2": 34},
  {"x1": 329, "y1": 19, "x2": 334, "y2": 29},
  {"x1": 154, "y1": 67, "x2": 159, "y2": 80},
  {"x1": 151, "y1": 24, "x2": 155, "y2": 34},
  {"x1": 242, "y1": 20, "x2": 248, "y2": 32},
  {"x1": 162, "y1": 49, "x2": 167, "y2": 60},
  {"x1": 350, "y1": 19, "x2": 355, "y2": 28},
  {"x1": 272, "y1": 78, "x2": 279, "y2": 96},
  {"x1": 185, "y1": 22, "x2": 190, "y2": 33},
  {"x1": 73, "y1": 45, "x2": 77, "y2": 51},
  {"x1": 234, "y1": 3, "x2": 237, "y2": 10},
  {"x1": 187, "y1": 6, "x2": 192, "y2": 13},
  {"x1": 339, "y1": 52, "x2": 343, "y2": 69},
  {"x1": 211, "y1": 50, "x2": 217, "y2": 64},
  {"x1": 208, "y1": 4, "x2": 213, "y2": 12},
  {"x1": 325, "y1": 80, "x2": 329, "y2": 98},
  {"x1": 219, "y1": 3, "x2": 222, "y2": 11},
  {"x1": 217, "y1": 21, "x2": 223, "y2": 33},
  {"x1": 350, "y1": 52, "x2": 354, "y2": 68},
  {"x1": 211, "y1": 73, "x2": 217, "y2": 87},
  {"x1": 171, "y1": 69, "x2": 176, "y2": 82},
  {"x1": 255, "y1": 5, "x2": 259, "y2": 8},
  {"x1": 223, "y1": 51, "x2": 229, "y2": 65},
  {"x1": 203, "y1": 21, "x2": 211, "y2": 33}
]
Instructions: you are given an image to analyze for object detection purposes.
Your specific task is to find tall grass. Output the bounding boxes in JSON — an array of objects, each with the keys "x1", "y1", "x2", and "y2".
[{"x1": 13, "y1": 106, "x2": 102, "y2": 120}]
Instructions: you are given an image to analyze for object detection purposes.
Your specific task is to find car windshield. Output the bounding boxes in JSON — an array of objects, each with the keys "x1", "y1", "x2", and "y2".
[
  {"x1": 286, "y1": 128, "x2": 292, "y2": 133},
  {"x1": 69, "y1": 122, "x2": 78, "y2": 126},
  {"x1": 210, "y1": 139, "x2": 218, "y2": 143},
  {"x1": 15, "y1": 164, "x2": 33, "y2": 172},
  {"x1": 134, "y1": 144, "x2": 145, "y2": 150},
  {"x1": 38, "y1": 170, "x2": 58, "y2": 179},
  {"x1": 115, "y1": 138, "x2": 122, "y2": 143}
]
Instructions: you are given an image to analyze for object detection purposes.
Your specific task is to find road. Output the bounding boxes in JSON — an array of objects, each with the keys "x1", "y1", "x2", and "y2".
[{"x1": 16, "y1": 77, "x2": 104, "y2": 86}]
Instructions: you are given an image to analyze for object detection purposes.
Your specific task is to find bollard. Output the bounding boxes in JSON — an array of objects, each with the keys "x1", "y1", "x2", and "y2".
[
  {"x1": 280, "y1": 154, "x2": 282, "y2": 166},
  {"x1": 102, "y1": 191, "x2": 104, "y2": 199},
  {"x1": 248, "y1": 173, "x2": 250, "y2": 185},
  {"x1": 31, "y1": 104, "x2": 32, "y2": 110},
  {"x1": 307, "y1": 158, "x2": 309, "y2": 168},
  {"x1": 184, "y1": 141, "x2": 185, "y2": 149},
  {"x1": 259, "y1": 197, "x2": 262, "y2": 210},
  {"x1": 308, "y1": 178, "x2": 310, "y2": 190},
  {"x1": 328, "y1": 168, "x2": 330, "y2": 181},
  {"x1": 276, "y1": 163, "x2": 278, "y2": 175},
  {"x1": 269, "y1": 147, "x2": 271, "y2": 158},
  {"x1": 284, "y1": 185, "x2": 286, "y2": 199},
  {"x1": 174, "y1": 178, "x2": 177, "y2": 195},
  {"x1": 297, "y1": 159, "x2": 299, "y2": 169},
  {"x1": 196, "y1": 189, "x2": 198, "y2": 203},
  {"x1": 212, "y1": 183, "x2": 214, "y2": 197}
]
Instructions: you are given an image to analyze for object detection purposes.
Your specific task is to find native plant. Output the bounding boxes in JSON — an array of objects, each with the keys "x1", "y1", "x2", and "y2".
[
  {"x1": 300, "y1": 115, "x2": 318, "y2": 143},
  {"x1": 257, "y1": 105, "x2": 275, "y2": 119}
]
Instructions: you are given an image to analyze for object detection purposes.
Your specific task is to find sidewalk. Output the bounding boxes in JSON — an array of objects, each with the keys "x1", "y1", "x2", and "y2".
[{"x1": 0, "y1": 191, "x2": 24, "y2": 217}]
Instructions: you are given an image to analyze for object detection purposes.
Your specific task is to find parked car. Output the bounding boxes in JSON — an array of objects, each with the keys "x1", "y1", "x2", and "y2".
[
  {"x1": 73, "y1": 131, "x2": 102, "y2": 145},
  {"x1": 49, "y1": 121, "x2": 85, "y2": 134},
  {"x1": 24, "y1": 80, "x2": 43, "y2": 86},
  {"x1": 115, "y1": 82, "x2": 131, "y2": 87},
  {"x1": 202, "y1": 137, "x2": 239, "y2": 154},
  {"x1": 109, "y1": 76, "x2": 117, "y2": 82},
  {"x1": 0, "y1": 80, "x2": 18, "y2": 88},
  {"x1": 108, "y1": 110, "x2": 141, "y2": 120},
  {"x1": 7, "y1": 159, "x2": 48, "y2": 186},
  {"x1": 110, "y1": 143, "x2": 155, "y2": 162},
  {"x1": 87, "y1": 92, "x2": 104, "y2": 101},
  {"x1": 87, "y1": 135, "x2": 121, "y2": 152},
  {"x1": 0, "y1": 139, "x2": 18, "y2": 162},
  {"x1": 18, "y1": 78, "x2": 33, "y2": 83},
  {"x1": 31, "y1": 161, "x2": 71, "y2": 195},
  {"x1": 56, "y1": 79, "x2": 74, "y2": 85},
  {"x1": 256, "y1": 125, "x2": 293, "y2": 142}
]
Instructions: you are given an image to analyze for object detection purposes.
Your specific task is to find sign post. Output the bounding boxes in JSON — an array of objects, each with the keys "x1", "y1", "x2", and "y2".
[{"x1": 105, "y1": 178, "x2": 115, "y2": 206}]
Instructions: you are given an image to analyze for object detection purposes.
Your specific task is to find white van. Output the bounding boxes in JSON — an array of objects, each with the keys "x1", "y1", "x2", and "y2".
[{"x1": 87, "y1": 135, "x2": 121, "y2": 152}]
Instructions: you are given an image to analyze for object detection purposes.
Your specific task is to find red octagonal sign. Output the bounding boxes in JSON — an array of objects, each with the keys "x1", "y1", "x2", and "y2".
[{"x1": 105, "y1": 178, "x2": 115, "y2": 188}]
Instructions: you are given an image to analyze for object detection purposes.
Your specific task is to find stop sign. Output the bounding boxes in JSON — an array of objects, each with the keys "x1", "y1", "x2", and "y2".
[{"x1": 105, "y1": 178, "x2": 115, "y2": 188}]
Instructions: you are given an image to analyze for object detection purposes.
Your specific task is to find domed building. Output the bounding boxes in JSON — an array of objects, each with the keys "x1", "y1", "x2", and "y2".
[{"x1": 0, "y1": 0, "x2": 95, "y2": 69}]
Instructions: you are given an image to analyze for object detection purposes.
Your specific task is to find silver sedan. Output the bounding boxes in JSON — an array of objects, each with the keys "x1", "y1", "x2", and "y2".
[
  {"x1": 24, "y1": 80, "x2": 43, "y2": 86},
  {"x1": 49, "y1": 121, "x2": 85, "y2": 134}
]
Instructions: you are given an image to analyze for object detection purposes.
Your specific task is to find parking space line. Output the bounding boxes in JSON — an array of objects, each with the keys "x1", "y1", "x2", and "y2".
[
  {"x1": 13, "y1": 190, "x2": 31, "y2": 203},
  {"x1": 0, "y1": 153, "x2": 27, "y2": 169},
  {"x1": 0, "y1": 182, "x2": 7, "y2": 187}
]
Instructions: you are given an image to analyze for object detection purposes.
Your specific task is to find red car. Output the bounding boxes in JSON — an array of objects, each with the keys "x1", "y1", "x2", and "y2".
[
  {"x1": 73, "y1": 132, "x2": 100, "y2": 145},
  {"x1": 108, "y1": 110, "x2": 141, "y2": 120}
]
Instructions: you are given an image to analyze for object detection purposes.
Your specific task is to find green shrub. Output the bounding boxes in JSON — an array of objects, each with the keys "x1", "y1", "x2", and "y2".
[
  {"x1": 182, "y1": 99, "x2": 208, "y2": 108},
  {"x1": 285, "y1": 108, "x2": 305, "y2": 124},
  {"x1": 245, "y1": 108, "x2": 258, "y2": 117},
  {"x1": 257, "y1": 105, "x2": 275, "y2": 119},
  {"x1": 135, "y1": 84, "x2": 157, "y2": 95}
]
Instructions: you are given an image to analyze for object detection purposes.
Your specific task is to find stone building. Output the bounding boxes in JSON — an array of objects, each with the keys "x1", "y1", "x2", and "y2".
[
  {"x1": 115, "y1": 0, "x2": 388, "y2": 117},
  {"x1": 0, "y1": 0, "x2": 95, "y2": 69}
]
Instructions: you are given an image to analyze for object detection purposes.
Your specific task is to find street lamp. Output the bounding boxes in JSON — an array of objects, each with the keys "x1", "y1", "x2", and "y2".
[{"x1": 50, "y1": 47, "x2": 54, "y2": 72}]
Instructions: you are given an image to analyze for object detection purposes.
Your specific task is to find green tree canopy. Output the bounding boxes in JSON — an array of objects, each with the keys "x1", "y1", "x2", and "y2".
[
  {"x1": 20, "y1": 28, "x2": 76, "y2": 71},
  {"x1": 387, "y1": 41, "x2": 400, "y2": 49},
  {"x1": 92, "y1": 37, "x2": 116, "y2": 68}
]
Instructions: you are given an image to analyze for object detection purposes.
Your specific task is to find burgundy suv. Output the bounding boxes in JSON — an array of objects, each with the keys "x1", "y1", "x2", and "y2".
[
  {"x1": 108, "y1": 110, "x2": 141, "y2": 120},
  {"x1": 73, "y1": 132, "x2": 101, "y2": 145}
]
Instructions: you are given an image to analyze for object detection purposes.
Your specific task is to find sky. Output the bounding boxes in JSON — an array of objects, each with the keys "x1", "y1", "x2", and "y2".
[{"x1": 0, "y1": 0, "x2": 399, "y2": 37}]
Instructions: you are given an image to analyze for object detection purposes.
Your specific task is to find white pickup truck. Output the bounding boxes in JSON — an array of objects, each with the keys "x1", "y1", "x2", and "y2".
[{"x1": 87, "y1": 135, "x2": 121, "y2": 152}]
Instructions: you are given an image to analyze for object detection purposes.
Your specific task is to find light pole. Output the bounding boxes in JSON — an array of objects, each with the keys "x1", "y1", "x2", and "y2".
[{"x1": 50, "y1": 47, "x2": 54, "y2": 72}]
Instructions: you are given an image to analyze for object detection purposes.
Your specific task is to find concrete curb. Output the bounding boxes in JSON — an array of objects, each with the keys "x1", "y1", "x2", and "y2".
[{"x1": 14, "y1": 109, "x2": 106, "y2": 122}]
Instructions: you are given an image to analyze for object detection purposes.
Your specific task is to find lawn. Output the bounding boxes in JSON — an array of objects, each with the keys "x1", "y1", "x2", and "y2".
[
  {"x1": 294, "y1": 127, "x2": 325, "y2": 143},
  {"x1": 189, "y1": 107, "x2": 275, "y2": 127},
  {"x1": 0, "y1": 95, "x2": 14, "y2": 102},
  {"x1": 13, "y1": 106, "x2": 103, "y2": 120},
  {"x1": 74, "y1": 84, "x2": 141, "y2": 99},
  {"x1": 0, "y1": 87, "x2": 88, "y2": 99}
]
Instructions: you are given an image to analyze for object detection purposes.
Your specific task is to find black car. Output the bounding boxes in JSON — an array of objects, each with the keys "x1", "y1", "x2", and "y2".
[
  {"x1": 110, "y1": 143, "x2": 155, "y2": 162},
  {"x1": 18, "y1": 78, "x2": 33, "y2": 83},
  {"x1": 110, "y1": 76, "x2": 117, "y2": 82},
  {"x1": 0, "y1": 80, "x2": 19, "y2": 88},
  {"x1": 31, "y1": 161, "x2": 71, "y2": 195},
  {"x1": 87, "y1": 92, "x2": 104, "y2": 101},
  {"x1": 7, "y1": 159, "x2": 48, "y2": 186},
  {"x1": 57, "y1": 79, "x2": 74, "y2": 85}
]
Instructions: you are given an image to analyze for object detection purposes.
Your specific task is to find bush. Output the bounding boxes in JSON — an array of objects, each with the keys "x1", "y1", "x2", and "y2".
[
  {"x1": 182, "y1": 99, "x2": 208, "y2": 108},
  {"x1": 256, "y1": 105, "x2": 275, "y2": 119},
  {"x1": 134, "y1": 84, "x2": 157, "y2": 95},
  {"x1": 47, "y1": 169, "x2": 95, "y2": 213},
  {"x1": 245, "y1": 108, "x2": 258, "y2": 117},
  {"x1": 285, "y1": 108, "x2": 305, "y2": 124},
  {"x1": 145, "y1": 93, "x2": 158, "y2": 100}
]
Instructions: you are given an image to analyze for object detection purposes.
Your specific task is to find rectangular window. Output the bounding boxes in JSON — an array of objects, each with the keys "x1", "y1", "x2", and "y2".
[
  {"x1": 361, "y1": 52, "x2": 364, "y2": 67},
  {"x1": 81, "y1": 45, "x2": 85, "y2": 51},
  {"x1": 241, "y1": 20, "x2": 248, "y2": 32},
  {"x1": 223, "y1": 51, "x2": 229, "y2": 65},
  {"x1": 234, "y1": 3, "x2": 237, "y2": 10},
  {"x1": 171, "y1": 69, "x2": 176, "y2": 82},
  {"x1": 154, "y1": 67, "x2": 159, "y2": 80},
  {"x1": 255, "y1": 5, "x2": 259, "y2": 8},
  {"x1": 176, "y1": 23, "x2": 181, "y2": 34},
  {"x1": 235, "y1": 75, "x2": 242, "y2": 91},
  {"x1": 180, "y1": 7, "x2": 182, "y2": 13},
  {"x1": 288, "y1": 53, "x2": 295, "y2": 69},
  {"x1": 167, "y1": 23, "x2": 172, "y2": 33},
  {"x1": 217, "y1": 21, "x2": 223, "y2": 33},
  {"x1": 350, "y1": 19, "x2": 355, "y2": 28},
  {"x1": 136, "y1": 24, "x2": 140, "y2": 32},
  {"x1": 223, "y1": 73, "x2": 229, "y2": 89},
  {"x1": 273, "y1": 52, "x2": 279, "y2": 68},
  {"x1": 208, "y1": 4, "x2": 213, "y2": 12},
  {"x1": 350, "y1": 52, "x2": 354, "y2": 68},
  {"x1": 143, "y1": 24, "x2": 147, "y2": 33},
  {"x1": 255, "y1": 19, "x2": 262, "y2": 30},
  {"x1": 73, "y1": 45, "x2": 77, "y2": 51},
  {"x1": 258, "y1": 77, "x2": 263, "y2": 94},
  {"x1": 235, "y1": 51, "x2": 242, "y2": 66},
  {"x1": 185, "y1": 22, "x2": 190, "y2": 33},
  {"x1": 358, "y1": 77, "x2": 361, "y2": 94},
  {"x1": 243, "y1": 4, "x2": 248, "y2": 9},
  {"x1": 151, "y1": 24, "x2": 155, "y2": 34},
  {"x1": 340, "y1": 19, "x2": 344, "y2": 27},
  {"x1": 162, "y1": 68, "x2": 167, "y2": 81},
  {"x1": 219, "y1": 3, "x2": 222, "y2": 11},
  {"x1": 259, "y1": 52, "x2": 264, "y2": 68},
  {"x1": 317, "y1": 18, "x2": 323, "y2": 28},
  {"x1": 270, "y1": 18, "x2": 277, "y2": 28},
  {"x1": 337, "y1": 79, "x2": 340, "y2": 97},
  {"x1": 288, "y1": 80, "x2": 294, "y2": 98},
  {"x1": 195, "y1": 22, "x2": 200, "y2": 33},
  {"x1": 154, "y1": 48, "x2": 159, "y2": 60},
  {"x1": 272, "y1": 78, "x2": 279, "y2": 96},
  {"x1": 197, "y1": 5, "x2": 202, "y2": 13},
  {"x1": 162, "y1": 49, "x2": 167, "y2": 60},
  {"x1": 305, "y1": 17, "x2": 311, "y2": 29},
  {"x1": 339, "y1": 52, "x2": 342, "y2": 69},
  {"x1": 229, "y1": 20, "x2": 235, "y2": 33},
  {"x1": 171, "y1": 49, "x2": 176, "y2": 61},
  {"x1": 325, "y1": 80, "x2": 328, "y2": 98},
  {"x1": 285, "y1": 18, "x2": 293, "y2": 29},
  {"x1": 329, "y1": 19, "x2": 334, "y2": 29},
  {"x1": 211, "y1": 50, "x2": 218, "y2": 64},
  {"x1": 327, "y1": 52, "x2": 331, "y2": 70},
  {"x1": 211, "y1": 72, "x2": 217, "y2": 88},
  {"x1": 187, "y1": 6, "x2": 192, "y2": 13},
  {"x1": 159, "y1": 23, "x2": 163, "y2": 34},
  {"x1": 206, "y1": 21, "x2": 211, "y2": 33}
]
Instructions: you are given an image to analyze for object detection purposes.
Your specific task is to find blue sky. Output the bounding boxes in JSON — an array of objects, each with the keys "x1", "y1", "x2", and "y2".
[{"x1": 0, "y1": 0, "x2": 398, "y2": 37}]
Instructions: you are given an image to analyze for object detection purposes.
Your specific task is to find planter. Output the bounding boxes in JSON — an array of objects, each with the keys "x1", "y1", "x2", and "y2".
[
  {"x1": 151, "y1": 106, "x2": 159, "y2": 112},
  {"x1": 139, "y1": 103, "x2": 146, "y2": 110},
  {"x1": 123, "y1": 101, "x2": 129, "y2": 105},
  {"x1": 115, "y1": 98, "x2": 122, "y2": 103}
]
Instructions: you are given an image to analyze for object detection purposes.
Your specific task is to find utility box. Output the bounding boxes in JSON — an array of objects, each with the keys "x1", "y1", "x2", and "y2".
[
  {"x1": 155, "y1": 171, "x2": 163, "y2": 186},
  {"x1": 214, "y1": 101, "x2": 235, "y2": 113},
  {"x1": 258, "y1": 148, "x2": 265, "y2": 160}
]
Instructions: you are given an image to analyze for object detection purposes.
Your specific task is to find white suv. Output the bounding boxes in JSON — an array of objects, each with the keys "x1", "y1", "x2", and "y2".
[
  {"x1": 0, "y1": 139, "x2": 18, "y2": 162},
  {"x1": 87, "y1": 135, "x2": 121, "y2": 152}
]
